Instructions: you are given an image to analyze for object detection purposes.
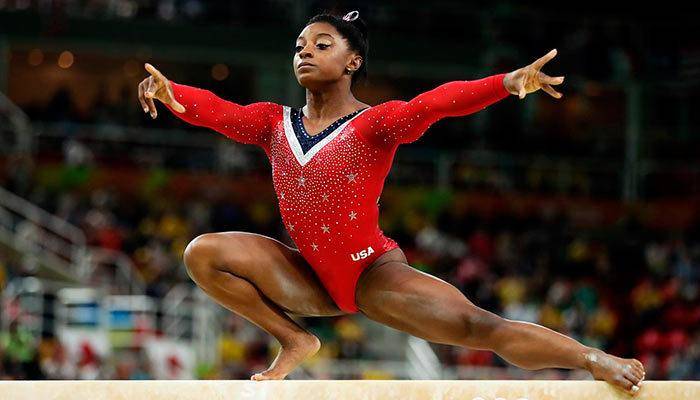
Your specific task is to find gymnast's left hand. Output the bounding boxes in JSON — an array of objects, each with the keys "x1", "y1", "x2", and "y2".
[{"x1": 503, "y1": 49, "x2": 564, "y2": 100}]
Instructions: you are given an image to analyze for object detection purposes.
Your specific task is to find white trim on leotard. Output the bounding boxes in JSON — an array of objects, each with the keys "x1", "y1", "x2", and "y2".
[{"x1": 282, "y1": 106, "x2": 370, "y2": 167}]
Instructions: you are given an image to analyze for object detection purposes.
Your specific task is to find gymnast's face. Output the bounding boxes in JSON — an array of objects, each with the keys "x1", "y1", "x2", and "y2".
[{"x1": 293, "y1": 22, "x2": 362, "y2": 90}]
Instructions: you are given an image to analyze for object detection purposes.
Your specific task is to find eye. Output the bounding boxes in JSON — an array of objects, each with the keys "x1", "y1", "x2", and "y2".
[
  {"x1": 317, "y1": 43, "x2": 330, "y2": 49},
  {"x1": 294, "y1": 45, "x2": 303, "y2": 52}
]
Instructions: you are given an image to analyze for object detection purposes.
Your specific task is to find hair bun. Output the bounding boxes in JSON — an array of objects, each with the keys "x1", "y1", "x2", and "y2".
[{"x1": 342, "y1": 10, "x2": 367, "y2": 39}]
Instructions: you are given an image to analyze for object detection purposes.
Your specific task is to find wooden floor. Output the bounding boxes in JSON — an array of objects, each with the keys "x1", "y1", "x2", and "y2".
[{"x1": 0, "y1": 380, "x2": 698, "y2": 400}]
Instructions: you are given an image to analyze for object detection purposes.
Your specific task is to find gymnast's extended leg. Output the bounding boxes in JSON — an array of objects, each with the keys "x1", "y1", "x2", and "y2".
[
  {"x1": 355, "y1": 261, "x2": 646, "y2": 395},
  {"x1": 183, "y1": 231, "x2": 347, "y2": 380}
]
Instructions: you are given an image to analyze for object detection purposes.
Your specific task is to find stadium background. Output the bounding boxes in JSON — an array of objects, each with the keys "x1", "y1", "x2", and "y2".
[{"x1": 0, "y1": 0, "x2": 698, "y2": 381}]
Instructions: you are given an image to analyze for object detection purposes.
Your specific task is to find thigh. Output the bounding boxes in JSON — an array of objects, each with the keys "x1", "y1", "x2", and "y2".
[
  {"x1": 355, "y1": 261, "x2": 493, "y2": 346},
  {"x1": 197, "y1": 231, "x2": 347, "y2": 317}
]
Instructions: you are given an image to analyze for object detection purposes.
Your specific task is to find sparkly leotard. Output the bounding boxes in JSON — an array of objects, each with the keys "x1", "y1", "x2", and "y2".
[{"x1": 164, "y1": 72, "x2": 510, "y2": 312}]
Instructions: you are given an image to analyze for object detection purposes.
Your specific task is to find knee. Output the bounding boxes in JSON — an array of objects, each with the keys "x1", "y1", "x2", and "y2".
[
  {"x1": 462, "y1": 307, "x2": 506, "y2": 348},
  {"x1": 183, "y1": 233, "x2": 219, "y2": 280}
]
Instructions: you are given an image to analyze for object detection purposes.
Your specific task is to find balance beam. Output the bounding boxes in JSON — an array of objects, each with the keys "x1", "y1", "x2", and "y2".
[{"x1": 0, "y1": 380, "x2": 697, "y2": 400}]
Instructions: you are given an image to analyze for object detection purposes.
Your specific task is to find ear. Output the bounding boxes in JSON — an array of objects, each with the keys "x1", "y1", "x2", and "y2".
[{"x1": 346, "y1": 54, "x2": 363, "y2": 72}]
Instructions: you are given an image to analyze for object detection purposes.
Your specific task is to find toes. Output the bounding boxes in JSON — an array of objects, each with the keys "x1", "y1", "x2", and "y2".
[
  {"x1": 621, "y1": 377, "x2": 634, "y2": 391},
  {"x1": 613, "y1": 375, "x2": 640, "y2": 396},
  {"x1": 625, "y1": 369, "x2": 643, "y2": 385},
  {"x1": 250, "y1": 371, "x2": 283, "y2": 381},
  {"x1": 630, "y1": 384, "x2": 641, "y2": 397},
  {"x1": 251, "y1": 373, "x2": 267, "y2": 381},
  {"x1": 631, "y1": 359, "x2": 646, "y2": 379},
  {"x1": 624, "y1": 363, "x2": 644, "y2": 382},
  {"x1": 638, "y1": 367, "x2": 646, "y2": 378}
]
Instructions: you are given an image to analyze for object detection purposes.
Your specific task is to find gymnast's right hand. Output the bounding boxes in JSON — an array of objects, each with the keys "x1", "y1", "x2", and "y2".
[{"x1": 138, "y1": 63, "x2": 186, "y2": 118}]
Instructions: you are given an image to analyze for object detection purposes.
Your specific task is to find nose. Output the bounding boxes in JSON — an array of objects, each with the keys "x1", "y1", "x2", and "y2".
[{"x1": 299, "y1": 44, "x2": 313, "y2": 59}]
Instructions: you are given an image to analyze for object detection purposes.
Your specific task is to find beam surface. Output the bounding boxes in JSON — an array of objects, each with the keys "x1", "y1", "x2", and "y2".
[{"x1": 0, "y1": 380, "x2": 697, "y2": 400}]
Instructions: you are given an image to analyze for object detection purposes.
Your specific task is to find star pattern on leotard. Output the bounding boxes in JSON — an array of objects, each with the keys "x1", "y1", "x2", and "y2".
[
  {"x1": 311, "y1": 243, "x2": 319, "y2": 251},
  {"x1": 321, "y1": 193, "x2": 329, "y2": 202},
  {"x1": 280, "y1": 192, "x2": 285, "y2": 199},
  {"x1": 287, "y1": 223, "x2": 295, "y2": 232},
  {"x1": 321, "y1": 224, "x2": 330, "y2": 233},
  {"x1": 297, "y1": 175, "x2": 306, "y2": 187},
  {"x1": 346, "y1": 172, "x2": 357, "y2": 183},
  {"x1": 349, "y1": 211, "x2": 357, "y2": 220}
]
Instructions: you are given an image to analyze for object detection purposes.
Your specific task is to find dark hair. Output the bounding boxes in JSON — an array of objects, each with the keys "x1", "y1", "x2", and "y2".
[{"x1": 305, "y1": 11, "x2": 369, "y2": 87}]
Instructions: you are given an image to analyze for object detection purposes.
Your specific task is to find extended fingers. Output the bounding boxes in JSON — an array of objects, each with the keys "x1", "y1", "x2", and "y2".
[
  {"x1": 141, "y1": 77, "x2": 157, "y2": 118},
  {"x1": 147, "y1": 97, "x2": 157, "y2": 118},
  {"x1": 141, "y1": 93, "x2": 156, "y2": 118},
  {"x1": 138, "y1": 65, "x2": 165, "y2": 119},
  {"x1": 145, "y1": 76, "x2": 157, "y2": 98},
  {"x1": 541, "y1": 83, "x2": 563, "y2": 99},
  {"x1": 137, "y1": 82, "x2": 149, "y2": 113},
  {"x1": 144, "y1": 63, "x2": 166, "y2": 82},
  {"x1": 532, "y1": 48, "x2": 557, "y2": 70},
  {"x1": 538, "y1": 71, "x2": 564, "y2": 85}
]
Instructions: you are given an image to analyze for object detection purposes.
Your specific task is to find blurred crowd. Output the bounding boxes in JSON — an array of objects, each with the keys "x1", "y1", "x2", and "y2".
[{"x1": 0, "y1": 0, "x2": 290, "y2": 24}]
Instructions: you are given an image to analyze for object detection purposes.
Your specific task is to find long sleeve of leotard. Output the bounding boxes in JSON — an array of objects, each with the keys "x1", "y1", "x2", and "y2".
[
  {"x1": 359, "y1": 73, "x2": 511, "y2": 148},
  {"x1": 163, "y1": 82, "x2": 278, "y2": 150}
]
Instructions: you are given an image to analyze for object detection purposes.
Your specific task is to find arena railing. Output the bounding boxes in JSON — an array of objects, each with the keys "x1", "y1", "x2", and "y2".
[
  {"x1": 0, "y1": 186, "x2": 144, "y2": 294},
  {"x1": 0, "y1": 89, "x2": 33, "y2": 155},
  {"x1": 0, "y1": 184, "x2": 88, "y2": 280}
]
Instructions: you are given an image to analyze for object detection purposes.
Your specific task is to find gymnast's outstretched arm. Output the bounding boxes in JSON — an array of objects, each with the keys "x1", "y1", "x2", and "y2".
[
  {"x1": 138, "y1": 63, "x2": 277, "y2": 149},
  {"x1": 359, "y1": 49, "x2": 564, "y2": 148}
]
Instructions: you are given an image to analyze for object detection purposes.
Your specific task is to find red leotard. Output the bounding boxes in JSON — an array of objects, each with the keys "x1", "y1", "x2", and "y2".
[{"x1": 164, "y1": 73, "x2": 511, "y2": 313}]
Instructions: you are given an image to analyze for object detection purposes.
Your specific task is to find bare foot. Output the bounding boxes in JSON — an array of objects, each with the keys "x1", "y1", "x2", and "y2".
[
  {"x1": 584, "y1": 349, "x2": 646, "y2": 396},
  {"x1": 250, "y1": 333, "x2": 321, "y2": 380}
]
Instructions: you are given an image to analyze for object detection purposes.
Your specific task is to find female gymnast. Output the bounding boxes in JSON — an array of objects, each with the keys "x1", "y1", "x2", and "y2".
[{"x1": 137, "y1": 10, "x2": 645, "y2": 394}]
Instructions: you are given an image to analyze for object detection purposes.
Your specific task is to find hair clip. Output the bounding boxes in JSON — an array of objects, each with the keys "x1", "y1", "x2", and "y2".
[{"x1": 342, "y1": 10, "x2": 359, "y2": 22}]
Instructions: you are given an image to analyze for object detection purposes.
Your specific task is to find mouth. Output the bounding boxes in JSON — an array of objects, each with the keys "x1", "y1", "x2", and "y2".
[{"x1": 297, "y1": 62, "x2": 315, "y2": 69}]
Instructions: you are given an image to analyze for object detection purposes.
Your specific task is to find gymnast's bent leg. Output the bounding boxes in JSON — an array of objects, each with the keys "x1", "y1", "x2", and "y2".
[
  {"x1": 355, "y1": 261, "x2": 645, "y2": 395},
  {"x1": 183, "y1": 231, "x2": 346, "y2": 380}
]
